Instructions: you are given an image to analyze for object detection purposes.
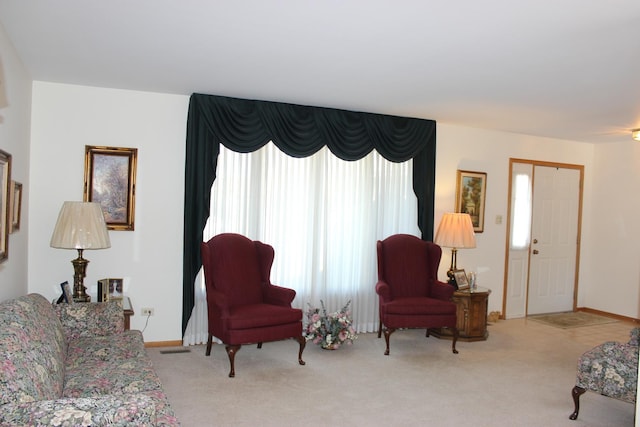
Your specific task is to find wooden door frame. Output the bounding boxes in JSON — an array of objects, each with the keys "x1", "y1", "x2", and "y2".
[{"x1": 502, "y1": 158, "x2": 584, "y2": 318}]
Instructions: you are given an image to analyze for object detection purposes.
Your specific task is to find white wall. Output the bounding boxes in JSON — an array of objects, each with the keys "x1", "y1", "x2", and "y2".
[
  {"x1": 435, "y1": 123, "x2": 598, "y2": 316},
  {"x1": 588, "y1": 141, "x2": 640, "y2": 317},
  {"x1": 0, "y1": 23, "x2": 31, "y2": 301},
  {"x1": 24, "y1": 83, "x2": 640, "y2": 343},
  {"x1": 29, "y1": 82, "x2": 188, "y2": 342}
]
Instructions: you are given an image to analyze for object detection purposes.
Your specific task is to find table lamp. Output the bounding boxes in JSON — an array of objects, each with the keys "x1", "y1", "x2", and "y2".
[
  {"x1": 434, "y1": 212, "x2": 476, "y2": 287},
  {"x1": 50, "y1": 201, "x2": 111, "y2": 302}
]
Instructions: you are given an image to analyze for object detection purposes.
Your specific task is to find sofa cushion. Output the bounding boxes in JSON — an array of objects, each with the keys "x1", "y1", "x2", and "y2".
[
  {"x1": 64, "y1": 358, "x2": 164, "y2": 398},
  {"x1": 0, "y1": 294, "x2": 66, "y2": 406},
  {"x1": 65, "y1": 330, "x2": 147, "y2": 368},
  {"x1": 0, "y1": 393, "x2": 159, "y2": 426}
]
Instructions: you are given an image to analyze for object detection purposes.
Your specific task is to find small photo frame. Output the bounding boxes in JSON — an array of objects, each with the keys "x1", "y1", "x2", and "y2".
[
  {"x1": 60, "y1": 281, "x2": 74, "y2": 303},
  {"x1": 453, "y1": 269, "x2": 469, "y2": 290},
  {"x1": 106, "y1": 278, "x2": 124, "y2": 300},
  {"x1": 455, "y1": 170, "x2": 487, "y2": 233}
]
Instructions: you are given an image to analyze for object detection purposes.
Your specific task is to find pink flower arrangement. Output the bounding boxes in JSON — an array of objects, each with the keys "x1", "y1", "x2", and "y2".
[{"x1": 304, "y1": 300, "x2": 357, "y2": 349}]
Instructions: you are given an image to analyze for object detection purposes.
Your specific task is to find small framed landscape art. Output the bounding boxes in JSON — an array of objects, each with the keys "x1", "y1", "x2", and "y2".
[
  {"x1": 84, "y1": 145, "x2": 137, "y2": 231},
  {"x1": 453, "y1": 269, "x2": 469, "y2": 290},
  {"x1": 455, "y1": 170, "x2": 487, "y2": 233},
  {"x1": 0, "y1": 149, "x2": 11, "y2": 263}
]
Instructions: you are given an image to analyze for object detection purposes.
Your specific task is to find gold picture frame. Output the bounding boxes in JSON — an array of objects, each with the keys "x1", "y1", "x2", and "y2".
[
  {"x1": 453, "y1": 269, "x2": 469, "y2": 290},
  {"x1": 0, "y1": 149, "x2": 11, "y2": 263},
  {"x1": 10, "y1": 181, "x2": 22, "y2": 233},
  {"x1": 455, "y1": 170, "x2": 487, "y2": 233},
  {"x1": 84, "y1": 145, "x2": 137, "y2": 231}
]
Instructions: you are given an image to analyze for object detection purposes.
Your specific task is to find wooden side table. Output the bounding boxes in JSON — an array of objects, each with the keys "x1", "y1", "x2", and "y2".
[
  {"x1": 122, "y1": 296, "x2": 134, "y2": 331},
  {"x1": 429, "y1": 286, "x2": 491, "y2": 342}
]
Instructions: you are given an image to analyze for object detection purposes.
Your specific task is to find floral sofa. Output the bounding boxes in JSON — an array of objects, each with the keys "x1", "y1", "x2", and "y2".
[
  {"x1": 0, "y1": 293, "x2": 180, "y2": 426},
  {"x1": 569, "y1": 327, "x2": 639, "y2": 420}
]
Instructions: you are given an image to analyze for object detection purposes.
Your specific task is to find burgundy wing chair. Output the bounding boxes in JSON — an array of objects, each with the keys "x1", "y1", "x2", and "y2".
[
  {"x1": 201, "y1": 233, "x2": 306, "y2": 377},
  {"x1": 376, "y1": 234, "x2": 459, "y2": 355}
]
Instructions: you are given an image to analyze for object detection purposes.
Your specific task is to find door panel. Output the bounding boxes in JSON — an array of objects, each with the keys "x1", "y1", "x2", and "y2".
[{"x1": 527, "y1": 166, "x2": 579, "y2": 314}]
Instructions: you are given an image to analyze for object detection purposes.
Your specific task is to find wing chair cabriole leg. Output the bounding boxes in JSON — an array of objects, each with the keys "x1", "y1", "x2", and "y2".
[
  {"x1": 257, "y1": 342, "x2": 263, "y2": 349},
  {"x1": 569, "y1": 386, "x2": 586, "y2": 420},
  {"x1": 452, "y1": 328, "x2": 459, "y2": 354},
  {"x1": 378, "y1": 319, "x2": 382, "y2": 338},
  {"x1": 225, "y1": 345, "x2": 241, "y2": 378},
  {"x1": 383, "y1": 328, "x2": 395, "y2": 356},
  {"x1": 205, "y1": 334, "x2": 213, "y2": 356},
  {"x1": 296, "y1": 335, "x2": 306, "y2": 366}
]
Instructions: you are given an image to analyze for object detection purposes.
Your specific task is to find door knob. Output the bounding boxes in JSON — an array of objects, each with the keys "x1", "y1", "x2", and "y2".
[{"x1": 533, "y1": 249, "x2": 539, "y2": 254}]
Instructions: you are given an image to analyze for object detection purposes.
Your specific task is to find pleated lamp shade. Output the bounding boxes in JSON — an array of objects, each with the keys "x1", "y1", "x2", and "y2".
[
  {"x1": 50, "y1": 202, "x2": 111, "y2": 250},
  {"x1": 434, "y1": 213, "x2": 476, "y2": 249}
]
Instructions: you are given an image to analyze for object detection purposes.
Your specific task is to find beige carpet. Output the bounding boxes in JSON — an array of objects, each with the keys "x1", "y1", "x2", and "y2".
[
  {"x1": 528, "y1": 311, "x2": 618, "y2": 329},
  {"x1": 148, "y1": 319, "x2": 635, "y2": 427}
]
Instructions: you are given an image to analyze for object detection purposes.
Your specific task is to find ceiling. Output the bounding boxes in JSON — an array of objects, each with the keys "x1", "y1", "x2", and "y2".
[{"x1": 1, "y1": 0, "x2": 639, "y2": 144}]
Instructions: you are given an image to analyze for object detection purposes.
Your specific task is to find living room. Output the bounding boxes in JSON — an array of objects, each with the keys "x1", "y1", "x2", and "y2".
[{"x1": 1, "y1": 0, "x2": 639, "y2": 382}]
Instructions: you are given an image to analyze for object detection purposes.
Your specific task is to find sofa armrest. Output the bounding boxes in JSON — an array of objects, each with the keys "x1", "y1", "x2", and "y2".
[
  {"x1": 0, "y1": 393, "x2": 157, "y2": 426},
  {"x1": 55, "y1": 301, "x2": 124, "y2": 340}
]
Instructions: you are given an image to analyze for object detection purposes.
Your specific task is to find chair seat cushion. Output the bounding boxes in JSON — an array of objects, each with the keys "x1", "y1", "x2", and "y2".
[
  {"x1": 227, "y1": 304, "x2": 302, "y2": 330},
  {"x1": 384, "y1": 297, "x2": 456, "y2": 315}
]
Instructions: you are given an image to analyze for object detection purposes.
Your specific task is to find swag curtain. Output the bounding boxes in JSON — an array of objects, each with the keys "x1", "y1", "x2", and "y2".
[{"x1": 183, "y1": 93, "x2": 437, "y2": 334}]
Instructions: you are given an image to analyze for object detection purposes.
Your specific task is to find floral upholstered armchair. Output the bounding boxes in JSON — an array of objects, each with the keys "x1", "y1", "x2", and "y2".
[{"x1": 569, "y1": 327, "x2": 639, "y2": 420}]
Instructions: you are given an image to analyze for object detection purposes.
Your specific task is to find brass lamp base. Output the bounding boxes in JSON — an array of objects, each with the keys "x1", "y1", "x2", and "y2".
[
  {"x1": 447, "y1": 248, "x2": 458, "y2": 289},
  {"x1": 71, "y1": 249, "x2": 91, "y2": 302}
]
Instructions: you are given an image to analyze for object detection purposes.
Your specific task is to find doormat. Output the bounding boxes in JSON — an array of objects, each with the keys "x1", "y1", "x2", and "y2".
[{"x1": 528, "y1": 312, "x2": 618, "y2": 329}]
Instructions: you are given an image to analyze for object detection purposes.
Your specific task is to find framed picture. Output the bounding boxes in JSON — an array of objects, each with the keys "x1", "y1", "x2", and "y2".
[
  {"x1": 61, "y1": 281, "x2": 74, "y2": 304},
  {"x1": 84, "y1": 145, "x2": 137, "y2": 231},
  {"x1": 453, "y1": 269, "x2": 469, "y2": 290},
  {"x1": 104, "y1": 277, "x2": 124, "y2": 300},
  {"x1": 10, "y1": 181, "x2": 22, "y2": 233},
  {"x1": 455, "y1": 170, "x2": 487, "y2": 233},
  {"x1": 0, "y1": 149, "x2": 11, "y2": 263}
]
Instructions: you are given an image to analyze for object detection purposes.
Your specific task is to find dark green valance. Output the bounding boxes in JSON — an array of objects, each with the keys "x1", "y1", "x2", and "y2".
[{"x1": 182, "y1": 93, "x2": 436, "y2": 334}]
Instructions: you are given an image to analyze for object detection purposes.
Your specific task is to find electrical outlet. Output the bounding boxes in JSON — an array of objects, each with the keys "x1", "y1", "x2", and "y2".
[{"x1": 141, "y1": 307, "x2": 154, "y2": 316}]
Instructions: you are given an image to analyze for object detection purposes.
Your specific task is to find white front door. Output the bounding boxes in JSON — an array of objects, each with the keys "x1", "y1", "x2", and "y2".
[
  {"x1": 504, "y1": 160, "x2": 582, "y2": 318},
  {"x1": 527, "y1": 166, "x2": 580, "y2": 315}
]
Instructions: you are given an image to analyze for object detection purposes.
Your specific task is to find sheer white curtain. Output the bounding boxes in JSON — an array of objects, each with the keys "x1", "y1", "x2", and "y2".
[{"x1": 183, "y1": 142, "x2": 419, "y2": 345}]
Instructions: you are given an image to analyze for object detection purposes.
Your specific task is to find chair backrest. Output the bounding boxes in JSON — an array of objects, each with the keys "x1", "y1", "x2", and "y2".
[
  {"x1": 377, "y1": 234, "x2": 442, "y2": 298},
  {"x1": 201, "y1": 233, "x2": 274, "y2": 307}
]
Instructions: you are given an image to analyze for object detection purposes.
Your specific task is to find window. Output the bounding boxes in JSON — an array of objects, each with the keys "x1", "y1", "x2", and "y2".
[{"x1": 511, "y1": 173, "x2": 532, "y2": 249}]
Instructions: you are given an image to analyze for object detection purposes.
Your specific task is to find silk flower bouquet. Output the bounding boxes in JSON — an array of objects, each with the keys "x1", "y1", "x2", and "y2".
[{"x1": 305, "y1": 300, "x2": 357, "y2": 349}]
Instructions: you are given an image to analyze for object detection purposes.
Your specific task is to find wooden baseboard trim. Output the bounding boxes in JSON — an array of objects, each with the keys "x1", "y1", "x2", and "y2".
[
  {"x1": 577, "y1": 307, "x2": 640, "y2": 324},
  {"x1": 144, "y1": 340, "x2": 183, "y2": 348}
]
